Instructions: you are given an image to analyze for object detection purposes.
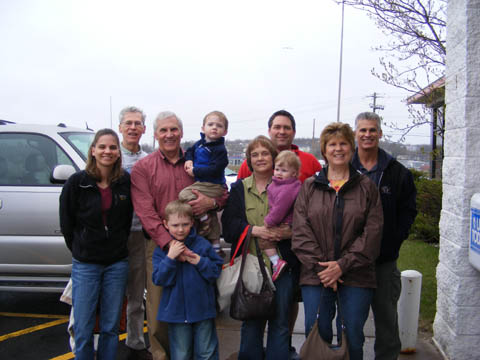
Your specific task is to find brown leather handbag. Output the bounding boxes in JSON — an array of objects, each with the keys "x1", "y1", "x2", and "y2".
[
  {"x1": 229, "y1": 227, "x2": 276, "y2": 321},
  {"x1": 299, "y1": 313, "x2": 350, "y2": 360}
]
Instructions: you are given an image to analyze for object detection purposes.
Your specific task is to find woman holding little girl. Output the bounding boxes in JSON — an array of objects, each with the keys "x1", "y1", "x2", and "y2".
[{"x1": 222, "y1": 135, "x2": 301, "y2": 360}]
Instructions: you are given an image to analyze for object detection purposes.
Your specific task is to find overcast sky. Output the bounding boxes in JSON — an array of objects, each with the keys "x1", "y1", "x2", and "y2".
[{"x1": 0, "y1": 0, "x2": 431, "y2": 146}]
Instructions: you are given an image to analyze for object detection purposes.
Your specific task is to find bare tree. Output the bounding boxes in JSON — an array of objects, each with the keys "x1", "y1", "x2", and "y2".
[{"x1": 335, "y1": 0, "x2": 446, "y2": 139}]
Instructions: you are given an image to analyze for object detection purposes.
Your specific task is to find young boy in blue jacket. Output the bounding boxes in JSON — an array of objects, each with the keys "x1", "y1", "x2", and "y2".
[{"x1": 152, "y1": 200, "x2": 224, "y2": 360}]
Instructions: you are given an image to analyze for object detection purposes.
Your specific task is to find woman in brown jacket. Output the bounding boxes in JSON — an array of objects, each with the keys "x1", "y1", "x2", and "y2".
[{"x1": 292, "y1": 122, "x2": 383, "y2": 360}]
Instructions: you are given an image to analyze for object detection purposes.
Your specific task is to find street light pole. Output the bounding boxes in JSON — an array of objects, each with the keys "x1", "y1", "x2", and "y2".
[{"x1": 336, "y1": 0, "x2": 345, "y2": 123}]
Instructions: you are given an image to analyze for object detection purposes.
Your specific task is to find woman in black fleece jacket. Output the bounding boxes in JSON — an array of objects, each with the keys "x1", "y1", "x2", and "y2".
[{"x1": 60, "y1": 128, "x2": 132, "y2": 360}]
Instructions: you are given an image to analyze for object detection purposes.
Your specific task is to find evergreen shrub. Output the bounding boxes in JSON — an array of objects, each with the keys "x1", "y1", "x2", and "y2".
[{"x1": 410, "y1": 169, "x2": 442, "y2": 243}]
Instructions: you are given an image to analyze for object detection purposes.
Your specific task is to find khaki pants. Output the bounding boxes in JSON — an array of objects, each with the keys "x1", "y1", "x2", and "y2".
[
  {"x1": 178, "y1": 182, "x2": 223, "y2": 241},
  {"x1": 126, "y1": 231, "x2": 147, "y2": 350},
  {"x1": 146, "y1": 239, "x2": 170, "y2": 360}
]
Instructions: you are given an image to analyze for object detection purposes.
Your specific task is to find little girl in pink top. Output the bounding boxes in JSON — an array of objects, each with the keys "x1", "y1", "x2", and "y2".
[{"x1": 263, "y1": 150, "x2": 302, "y2": 281}]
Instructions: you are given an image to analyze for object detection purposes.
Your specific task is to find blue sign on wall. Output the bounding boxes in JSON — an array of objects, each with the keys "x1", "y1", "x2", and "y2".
[{"x1": 471, "y1": 207, "x2": 480, "y2": 254}]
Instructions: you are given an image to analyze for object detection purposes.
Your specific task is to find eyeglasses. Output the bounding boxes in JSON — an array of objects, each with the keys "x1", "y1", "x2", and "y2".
[{"x1": 122, "y1": 121, "x2": 144, "y2": 128}]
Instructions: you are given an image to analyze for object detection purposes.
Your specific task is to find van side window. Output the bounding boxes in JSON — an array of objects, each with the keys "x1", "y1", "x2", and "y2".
[{"x1": 0, "y1": 133, "x2": 75, "y2": 186}]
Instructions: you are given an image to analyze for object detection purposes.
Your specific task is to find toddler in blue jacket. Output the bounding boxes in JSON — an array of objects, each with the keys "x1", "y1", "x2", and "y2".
[
  {"x1": 152, "y1": 200, "x2": 224, "y2": 360},
  {"x1": 178, "y1": 111, "x2": 229, "y2": 255}
]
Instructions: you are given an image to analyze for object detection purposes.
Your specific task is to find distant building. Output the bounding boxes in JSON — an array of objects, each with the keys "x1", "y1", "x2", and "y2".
[
  {"x1": 407, "y1": 76, "x2": 445, "y2": 179},
  {"x1": 228, "y1": 154, "x2": 244, "y2": 166}
]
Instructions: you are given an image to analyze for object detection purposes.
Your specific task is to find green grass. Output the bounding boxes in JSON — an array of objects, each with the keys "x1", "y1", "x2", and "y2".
[{"x1": 397, "y1": 239, "x2": 439, "y2": 333}]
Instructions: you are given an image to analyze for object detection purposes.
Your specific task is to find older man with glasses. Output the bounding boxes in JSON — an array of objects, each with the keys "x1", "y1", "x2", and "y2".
[{"x1": 118, "y1": 106, "x2": 151, "y2": 360}]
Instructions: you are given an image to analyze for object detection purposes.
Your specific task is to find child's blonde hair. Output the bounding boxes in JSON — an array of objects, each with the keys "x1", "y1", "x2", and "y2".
[
  {"x1": 203, "y1": 110, "x2": 229, "y2": 131},
  {"x1": 275, "y1": 150, "x2": 301, "y2": 175},
  {"x1": 164, "y1": 200, "x2": 194, "y2": 221}
]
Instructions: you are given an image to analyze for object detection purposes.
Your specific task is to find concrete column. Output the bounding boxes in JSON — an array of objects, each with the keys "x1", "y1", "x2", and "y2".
[{"x1": 434, "y1": 1, "x2": 480, "y2": 359}]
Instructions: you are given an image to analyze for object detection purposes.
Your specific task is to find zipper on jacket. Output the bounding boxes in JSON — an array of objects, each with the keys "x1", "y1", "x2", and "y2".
[
  {"x1": 378, "y1": 171, "x2": 384, "y2": 187},
  {"x1": 105, "y1": 225, "x2": 109, "y2": 239},
  {"x1": 333, "y1": 192, "x2": 344, "y2": 260},
  {"x1": 333, "y1": 193, "x2": 339, "y2": 259}
]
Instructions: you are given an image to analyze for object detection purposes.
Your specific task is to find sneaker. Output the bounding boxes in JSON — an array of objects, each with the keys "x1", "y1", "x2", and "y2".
[
  {"x1": 271, "y1": 259, "x2": 287, "y2": 281},
  {"x1": 289, "y1": 346, "x2": 300, "y2": 360},
  {"x1": 126, "y1": 346, "x2": 153, "y2": 360}
]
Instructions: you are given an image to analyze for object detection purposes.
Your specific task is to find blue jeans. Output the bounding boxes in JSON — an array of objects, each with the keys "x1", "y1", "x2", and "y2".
[
  {"x1": 238, "y1": 269, "x2": 297, "y2": 360},
  {"x1": 302, "y1": 284, "x2": 374, "y2": 360},
  {"x1": 168, "y1": 319, "x2": 219, "y2": 360},
  {"x1": 72, "y1": 258, "x2": 128, "y2": 360}
]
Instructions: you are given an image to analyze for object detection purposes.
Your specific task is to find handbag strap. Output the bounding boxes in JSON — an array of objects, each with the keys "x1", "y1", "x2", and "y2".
[
  {"x1": 252, "y1": 236, "x2": 273, "y2": 287},
  {"x1": 236, "y1": 227, "x2": 272, "y2": 289},
  {"x1": 237, "y1": 225, "x2": 253, "y2": 274},
  {"x1": 313, "y1": 291, "x2": 346, "y2": 349},
  {"x1": 228, "y1": 225, "x2": 251, "y2": 267}
]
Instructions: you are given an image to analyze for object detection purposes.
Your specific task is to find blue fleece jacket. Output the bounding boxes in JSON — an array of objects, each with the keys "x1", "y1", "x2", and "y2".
[
  {"x1": 185, "y1": 133, "x2": 228, "y2": 184},
  {"x1": 152, "y1": 228, "x2": 223, "y2": 323}
]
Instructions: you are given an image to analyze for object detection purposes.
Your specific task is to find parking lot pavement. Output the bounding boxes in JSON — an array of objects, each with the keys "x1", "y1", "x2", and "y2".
[
  {"x1": 0, "y1": 292, "x2": 71, "y2": 359},
  {"x1": 216, "y1": 302, "x2": 443, "y2": 360},
  {"x1": 1, "y1": 290, "x2": 443, "y2": 359},
  {"x1": 0, "y1": 292, "x2": 144, "y2": 360}
]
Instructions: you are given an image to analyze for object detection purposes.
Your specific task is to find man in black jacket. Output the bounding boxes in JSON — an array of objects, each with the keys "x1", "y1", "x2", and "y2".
[{"x1": 352, "y1": 112, "x2": 417, "y2": 360}]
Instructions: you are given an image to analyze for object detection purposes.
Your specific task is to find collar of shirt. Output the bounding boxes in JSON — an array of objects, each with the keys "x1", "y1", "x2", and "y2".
[
  {"x1": 244, "y1": 174, "x2": 271, "y2": 197},
  {"x1": 157, "y1": 148, "x2": 185, "y2": 164},
  {"x1": 352, "y1": 149, "x2": 382, "y2": 185},
  {"x1": 120, "y1": 143, "x2": 143, "y2": 155}
]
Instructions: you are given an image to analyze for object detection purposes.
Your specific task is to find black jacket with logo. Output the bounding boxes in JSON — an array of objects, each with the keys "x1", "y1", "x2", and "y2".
[
  {"x1": 59, "y1": 170, "x2": 133, "y2": 265},
  {"x1": 352, "y1": 148, "x2": 417, "y2": 264}
]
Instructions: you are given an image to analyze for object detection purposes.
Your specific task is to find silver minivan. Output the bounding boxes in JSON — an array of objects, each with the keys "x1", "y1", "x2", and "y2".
[{"x1": 0, "y1": 121, "x2": 94, "y2": 292}]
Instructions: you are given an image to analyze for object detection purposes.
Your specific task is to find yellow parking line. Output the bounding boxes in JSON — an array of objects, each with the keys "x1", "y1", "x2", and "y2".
[
  {"x1": 50, "y1": 353, "x2": 74, "y2": 360},
  {"x1": 49, "y1": 326, "x2": 148, "y2": 360},
  {"x1": 0, "y1": 312, "x2": 68, "y2": 319},
  {"x1": 0, "y1": 318, "x2": 69, "y2": 342}
]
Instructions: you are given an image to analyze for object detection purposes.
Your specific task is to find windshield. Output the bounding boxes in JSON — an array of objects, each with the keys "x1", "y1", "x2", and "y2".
[{"x1": 60, "y1": 132, "x2": 95, "y2": 161}]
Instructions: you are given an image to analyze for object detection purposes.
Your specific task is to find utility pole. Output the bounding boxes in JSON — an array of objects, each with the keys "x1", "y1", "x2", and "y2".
[{"x1": 368, "y1": 92, "x2": 385, "y2": 113}]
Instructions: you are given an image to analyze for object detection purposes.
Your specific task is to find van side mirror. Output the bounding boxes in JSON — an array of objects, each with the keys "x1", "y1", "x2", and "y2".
[{"x1": 51, "y1": 165, "x2": 76, "y2": 184}]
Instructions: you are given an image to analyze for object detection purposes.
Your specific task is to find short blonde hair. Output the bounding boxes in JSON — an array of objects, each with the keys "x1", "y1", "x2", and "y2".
[
  {"x1": 203, "y1": 111, "x2": 229, "y2": 131},
  {"x1": 164, "y1": 200, "x2": 193, "y2": 221},
  {"x1": 319, "y1": 122, "x2": 355, "y2": 163},
  {"x1": 245, "y1": 136, "x2": 278, "y2": 172},
  {"x1": 275, "y1": 150, "x2": 300, "y2": 175}
]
